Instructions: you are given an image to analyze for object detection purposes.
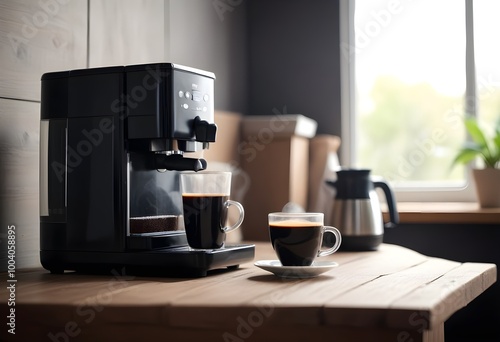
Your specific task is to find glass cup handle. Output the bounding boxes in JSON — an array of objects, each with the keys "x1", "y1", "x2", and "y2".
[
  {"x1": 317, "y1": 226, "x2": 342, "y2": 257},
  {"x1": 222, "y1": 200, "x2": 245, "y2": 233}
]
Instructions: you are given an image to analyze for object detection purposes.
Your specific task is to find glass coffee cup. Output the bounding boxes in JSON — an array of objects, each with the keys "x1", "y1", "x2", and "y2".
[
  {"x1": 268, "y1": 212, "x2": 342, "y2": 266},
  {"x1": 180, "y1": 171, "x2": 244, "y2": 249}
]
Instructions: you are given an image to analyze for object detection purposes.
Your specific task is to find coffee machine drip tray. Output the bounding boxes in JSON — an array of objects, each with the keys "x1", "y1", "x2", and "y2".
[
  {"x1": 127, "y1": 231, "x2": 188, "y2": 250},
  {"x1": 40, "y1": 244, "x2": 255, "y2": 277}
]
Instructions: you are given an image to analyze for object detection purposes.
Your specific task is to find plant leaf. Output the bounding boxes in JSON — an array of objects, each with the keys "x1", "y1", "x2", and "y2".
[
  {"x1": 493, "y1": 121, "x2": 500, "y2": 167},
  {"x1": 494, "y1": 117, "x2": 500, "y2": 147},
  {"x1": 494, "y1": 129, "x2": 500, "y2": 149},
  {"x1": 462, "y1": 141, "x2": 484, "y2": 151},
  {"x1": 452, "y1": 147, "x2": 480, "y2": 166},
  {"x1": 489, "y1": 117, "x2": 500, "y2": 166},
  {"x1": 465, "y1": 117, "x2": 488, "y2": 147}
]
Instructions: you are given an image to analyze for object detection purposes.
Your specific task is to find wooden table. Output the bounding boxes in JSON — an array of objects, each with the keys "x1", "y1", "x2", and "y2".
[{"x1": 0, "y1": 243, "x2": 496, "y2": 342}]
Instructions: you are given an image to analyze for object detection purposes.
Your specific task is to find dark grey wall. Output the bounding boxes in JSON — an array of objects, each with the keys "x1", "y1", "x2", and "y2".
[
  {"x1": 247, "y1": 0, "x2": 342, "y2": 136},
  {"x1": 169, "y1": 0, "x2": 249, "y2": 114}
]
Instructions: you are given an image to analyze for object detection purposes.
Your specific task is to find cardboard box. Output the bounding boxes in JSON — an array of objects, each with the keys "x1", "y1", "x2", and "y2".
[
  {"x1": 241, "y1": 114, "x2": 317, "y2": 139},
  {"x1": 308, "y1": 135, "x2": 341, "y2": 225},
  {"x1": 203, "y1": 111, "x2": 242, "y2": 164},
  {"x1": 240, "y1": 115, "x2": 316, "y2": 241}
]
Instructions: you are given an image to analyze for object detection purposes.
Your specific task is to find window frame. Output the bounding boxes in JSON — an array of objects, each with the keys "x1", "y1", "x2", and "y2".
[{"x1": 339, "y1": 0, "x2": 477, "y2": 203}]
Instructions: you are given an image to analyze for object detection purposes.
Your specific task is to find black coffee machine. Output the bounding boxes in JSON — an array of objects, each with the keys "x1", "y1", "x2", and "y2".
[{"x1": 39, "y1": 63, "x2": 254, "y2": 277}]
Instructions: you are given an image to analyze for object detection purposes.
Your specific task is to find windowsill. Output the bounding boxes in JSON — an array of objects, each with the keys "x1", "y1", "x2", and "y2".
[{"x1": 382, "y1": 202, "x2": 500, "y2": 224}]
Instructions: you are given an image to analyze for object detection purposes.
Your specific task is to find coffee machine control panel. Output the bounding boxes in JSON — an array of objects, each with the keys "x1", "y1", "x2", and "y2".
[
  {"x1": 125, "y1": 63, "x2": 216, "y2": 145},
  {"x1": 171, "y1": 68, "x2": 215, "y2": 141},
  {"x1": 177, "y1": 88, "x2": 209, "y2": 108}
]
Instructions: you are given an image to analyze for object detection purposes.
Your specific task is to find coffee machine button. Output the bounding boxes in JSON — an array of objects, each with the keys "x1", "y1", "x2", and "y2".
[
  {"x1": 178, "y1": 90, "x2": 184, "y2": 98},
  {"x1": 185, "y1": 91, "x2": 191, "y2": 99},
  {"x1": 192, "y1": 90, "x2": 202, "y2": 102},
  {"x1": 182, "y1": 104, "x2": 189, "y2": 109},
  {"x1": 203, "y1": 94, "x2": 209, "y2": 102}
]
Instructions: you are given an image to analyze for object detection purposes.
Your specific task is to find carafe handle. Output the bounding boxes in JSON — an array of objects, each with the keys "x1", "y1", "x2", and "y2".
[{"x1": 373, "y1": 180, "x2": 399, "y2": 228}]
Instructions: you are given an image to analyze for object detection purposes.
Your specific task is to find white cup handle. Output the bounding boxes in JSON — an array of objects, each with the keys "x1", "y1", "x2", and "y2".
[
  {"x1": 222, "y1": 200, "x2": 245, "y2": 233},
  {"x1": 317, "y1": 226, "x2": 342, "y2": 257}
]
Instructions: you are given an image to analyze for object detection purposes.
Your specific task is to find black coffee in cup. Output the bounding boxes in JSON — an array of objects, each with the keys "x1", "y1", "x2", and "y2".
[
  {"x1": 269, "y1": 221, "x2": 322, "y2": 266},
  {"x1": 182, "y1": 194, "x2": 229, "y2": 249},
  {"x1": 180, "y1": 172, "x2": 245, "y2": 250}
]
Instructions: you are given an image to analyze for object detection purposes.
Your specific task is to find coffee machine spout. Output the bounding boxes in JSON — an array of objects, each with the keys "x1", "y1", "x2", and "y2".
[
  {"x1": 194, "y1": 116, "x2": 217, "y2": 143},
  {"x1": 155, "y1": 153, "x2": 207, "y2": 172}
]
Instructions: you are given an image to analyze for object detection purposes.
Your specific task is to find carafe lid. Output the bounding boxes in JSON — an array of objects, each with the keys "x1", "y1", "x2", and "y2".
[{"x1": 334, "y1": 168, "x2": 372, "y2": 199}]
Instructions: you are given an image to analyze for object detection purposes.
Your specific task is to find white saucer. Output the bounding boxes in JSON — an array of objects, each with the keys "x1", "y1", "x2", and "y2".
[{"x1": 254, "y1": 260, "x2": 338, "y2": 278}]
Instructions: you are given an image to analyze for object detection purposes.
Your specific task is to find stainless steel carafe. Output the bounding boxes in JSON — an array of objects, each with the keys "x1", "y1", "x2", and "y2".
[{"x1": 326, "y1": 169, "x2": 398, "y2": 250}]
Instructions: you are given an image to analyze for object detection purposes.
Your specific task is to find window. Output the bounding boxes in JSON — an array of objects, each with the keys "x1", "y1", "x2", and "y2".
[
  {"x1": 473, "y1": 1, "x2": 500, "y2": 149},
  {"x1": 340, "y1": 0, "x2": 499, "y2": 202}
]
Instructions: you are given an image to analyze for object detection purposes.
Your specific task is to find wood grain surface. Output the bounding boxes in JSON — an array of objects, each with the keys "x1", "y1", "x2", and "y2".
[
  {"x1": 0, "y1": 0, "x2": 87, "y2": 101},
  {"x1": 0, "y1": 98, "x2": 40, "y2": 269},
  {"x1": 0, "y1": 243, "x2": 495, "y2": 342},
  {"x1": 88, "y1": 0, "x2": 165, "y2": 67},
  {"x1": 383, "y1": 202, "x2": 500, "y2": 224}
]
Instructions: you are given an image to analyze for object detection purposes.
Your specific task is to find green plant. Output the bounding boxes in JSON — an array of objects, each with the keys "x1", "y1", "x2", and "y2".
[{"x1": 453, "y1": 116, "x2": 500, "y2": 169}]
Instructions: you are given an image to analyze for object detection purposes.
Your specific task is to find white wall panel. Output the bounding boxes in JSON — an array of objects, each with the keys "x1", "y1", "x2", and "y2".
[{"x1": 0, "y1": 0, "x2": 88, "y2": 101}]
